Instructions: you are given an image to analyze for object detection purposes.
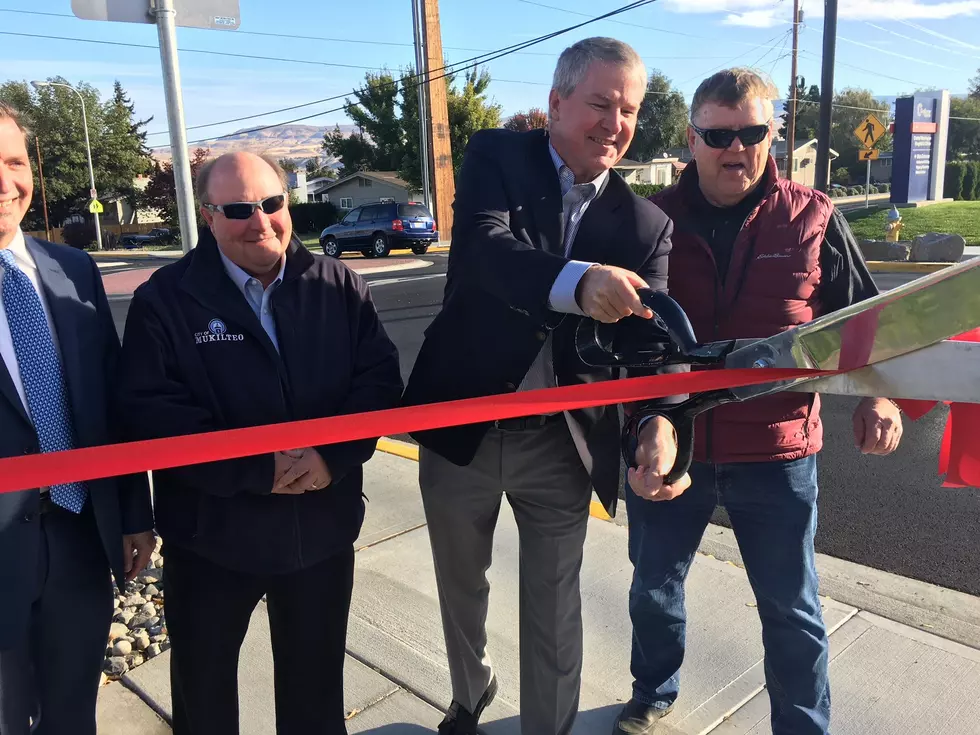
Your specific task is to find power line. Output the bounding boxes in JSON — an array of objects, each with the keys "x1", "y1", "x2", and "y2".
[
  {"x1": 0, "y1": 7, "x2": 662, "y2": 59},
  {"x1": 149, "y1": 0, "x2": 663, "y2": 148},
  {"x1": 0, "y1": 30, "x2": 396, "y2": 72},
  {"x1": 798, "y1": 49, "x2": 934, "y2": 90},
  {"x1": 678, "y1": 28, "x2": 792, "y2": 86},
  {"x1": 863, "y1": 21, "x2": 980, "y2": 61},
  {"x1": 514, "y1": 0, "x2": 795, "y2": 50}
]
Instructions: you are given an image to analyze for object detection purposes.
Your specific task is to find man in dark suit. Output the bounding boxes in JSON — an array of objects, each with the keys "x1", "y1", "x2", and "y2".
[
  {"x1": 402, "y1": 37, "x2": 688, "y2": 735},
  {"x1": 0, "y1": 103, "x2": 155, "y2": 734},
  {"x1": 116, "y1": 151, "x2": 403, "y2": 734}
]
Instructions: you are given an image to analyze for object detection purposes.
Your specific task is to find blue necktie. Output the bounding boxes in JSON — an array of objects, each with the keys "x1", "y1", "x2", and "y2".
[{"x1": 0, "y1": 249, "x2": 87, "y2": 513}]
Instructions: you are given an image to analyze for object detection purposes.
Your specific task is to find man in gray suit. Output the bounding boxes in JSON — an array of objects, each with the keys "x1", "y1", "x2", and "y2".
[
  {"x1": 402, "y1": 38, "x2": 688, "y2": 735},
  {"x1": 0, "y1": 102, "x2": 155, "y2": 735}
]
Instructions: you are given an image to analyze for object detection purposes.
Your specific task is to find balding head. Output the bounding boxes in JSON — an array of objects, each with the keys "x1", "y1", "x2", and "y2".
[
  {"x1": 198, "y1": 151, "x2": 293, "y2": 285},
  {"x1": 196, "y1": 151, "x2": 288, "y2": 205}
]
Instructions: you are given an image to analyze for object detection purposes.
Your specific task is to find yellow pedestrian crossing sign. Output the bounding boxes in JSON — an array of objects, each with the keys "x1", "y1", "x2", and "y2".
[
  {"x1": 858, "y1": 148, "x2": 880, "y2": 161},
  {"x1": 88, "y1": 199, "x2": 103, "y2": 214},
  {"x1": 854, "y1": 114, "x2": 886, "y2": 148}
]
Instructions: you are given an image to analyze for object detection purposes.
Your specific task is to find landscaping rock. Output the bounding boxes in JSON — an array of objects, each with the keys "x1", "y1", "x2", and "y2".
[
  {"x1": 859, "y1": 239, "x2": 911, "y2": 261},
  {"x1": 910, "y1": 232, "x2": 966, "y2": 262}
]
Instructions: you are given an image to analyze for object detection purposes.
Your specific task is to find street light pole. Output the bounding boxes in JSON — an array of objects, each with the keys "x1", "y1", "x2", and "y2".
[
  {"x1": 33, "y1": 135, "x2": 51, "y2": 241},
  {"x1": 31, "y1": 80, "x2": 103, "y2": 251}
]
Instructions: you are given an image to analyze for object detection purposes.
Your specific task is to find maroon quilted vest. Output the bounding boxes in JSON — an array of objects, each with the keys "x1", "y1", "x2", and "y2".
[{"x1": 651, "y1": 157, "x2": 835, "y2": 464}]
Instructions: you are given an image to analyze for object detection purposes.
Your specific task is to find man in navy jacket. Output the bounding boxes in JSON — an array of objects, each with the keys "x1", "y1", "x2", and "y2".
[
  {"x1": 0, "y1": 103, "x2": 155, "y2": 735},
  {"x1": 116, "y1": 152, "x2": 403, "y2": 734}
]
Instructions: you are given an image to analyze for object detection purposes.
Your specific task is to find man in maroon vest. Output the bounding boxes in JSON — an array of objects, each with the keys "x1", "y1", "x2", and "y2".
[{"x1": 612, "y1": 69, "x2": 903, "y2": 735}]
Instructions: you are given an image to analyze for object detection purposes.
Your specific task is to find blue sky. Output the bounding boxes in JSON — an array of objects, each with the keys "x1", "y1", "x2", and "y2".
[{"x1": 1, "y1": 0, "x2": 979, "y2": 148}]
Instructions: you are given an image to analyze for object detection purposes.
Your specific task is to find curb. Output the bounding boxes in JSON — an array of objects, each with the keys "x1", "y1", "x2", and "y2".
[
  {"x1": 866, "y1": 261, "x2": 953, "y2": 274},
  {"x1": 375, "y1": 438, "x2": 611, "y2": 521}
]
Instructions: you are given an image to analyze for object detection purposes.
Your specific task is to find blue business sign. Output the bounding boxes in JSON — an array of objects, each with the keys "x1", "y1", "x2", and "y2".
[{"x1": 891, "y1": 92, "x2": 949, "y2": 204}]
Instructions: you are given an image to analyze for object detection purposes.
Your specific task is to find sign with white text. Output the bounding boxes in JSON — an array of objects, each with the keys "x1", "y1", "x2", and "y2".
[{"x1": 71, "y1": 0, "x2": 240, "y2": 31}]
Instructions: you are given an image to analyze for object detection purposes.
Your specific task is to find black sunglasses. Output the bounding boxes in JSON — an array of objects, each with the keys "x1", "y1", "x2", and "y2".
[
  {"x1": 203, "y1": 193, "x2": 286, "y2": 221},
  {"x1": 690, "y1": 122, "x2": 770, "y2": 149}
]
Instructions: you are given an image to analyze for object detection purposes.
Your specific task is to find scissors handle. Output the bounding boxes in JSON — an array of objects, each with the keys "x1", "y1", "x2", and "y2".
[
  {"x1": 636, "y1": 289, "x2": 698, "y2": 355},
  {"x1": 623, "y1": 390, "x2": 737, "y2": 486}
]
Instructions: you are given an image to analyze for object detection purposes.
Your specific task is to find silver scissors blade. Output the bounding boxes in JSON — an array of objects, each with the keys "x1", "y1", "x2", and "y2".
[{"x1": 722, "y1": 255, "x2": 980, "y2": 402}]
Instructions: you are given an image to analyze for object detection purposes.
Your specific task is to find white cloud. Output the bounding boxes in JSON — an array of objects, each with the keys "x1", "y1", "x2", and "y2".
[{"x1": 663, "y1": 0, "x2": 980, "y2": 26}]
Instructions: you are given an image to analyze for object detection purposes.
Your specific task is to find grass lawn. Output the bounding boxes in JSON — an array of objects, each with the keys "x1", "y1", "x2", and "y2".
[{"x1": 844, "y1": 201, "x2": 980, "y2": 245}]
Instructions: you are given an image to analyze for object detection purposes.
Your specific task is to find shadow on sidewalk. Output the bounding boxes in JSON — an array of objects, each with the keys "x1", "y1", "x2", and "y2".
[
  {"x1": 479, "y1": 704, "x2": 625, "y2": 734},
  {"x1": 351, "y1": 726, "x2": 433, "y2": 734}
]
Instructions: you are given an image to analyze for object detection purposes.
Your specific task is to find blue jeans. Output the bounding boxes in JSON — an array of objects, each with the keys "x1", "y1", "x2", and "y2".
[{"x1": 625, "y1": 456, "x2": 830, "y2": 735}]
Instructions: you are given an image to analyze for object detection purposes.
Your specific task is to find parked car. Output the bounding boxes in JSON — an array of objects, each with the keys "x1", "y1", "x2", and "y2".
[
  {"x1": 319, "y1": 202, "x2": 437, "y2": 258},
  {"x1": 119, "y1": 227, "x2": 174, "y2": 249}
]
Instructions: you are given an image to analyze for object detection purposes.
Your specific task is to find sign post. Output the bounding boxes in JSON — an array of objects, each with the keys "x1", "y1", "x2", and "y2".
[
  {"x1": 152, "y1": 0, "x2": 197, "y2": 253},
  {"x1": 71, "y1": 0, "x2": 242, "y2": 252},
  {"x1": 854, "y1": 113, "x2": 885, "y2": 209}
]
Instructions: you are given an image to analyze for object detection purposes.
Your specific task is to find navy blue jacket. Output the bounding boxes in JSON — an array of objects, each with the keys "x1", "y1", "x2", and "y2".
[
  {"x1": 116, "y1": 233, "x2": 402, "y2": 574},
  {"x1": 0, "y1": 236, "x2": 153, "y2": 649}
]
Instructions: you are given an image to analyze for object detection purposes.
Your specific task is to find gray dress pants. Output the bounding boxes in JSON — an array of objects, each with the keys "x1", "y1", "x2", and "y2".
[{"x1": 419, "y1": 417, "x2": 593, "y2": 735}]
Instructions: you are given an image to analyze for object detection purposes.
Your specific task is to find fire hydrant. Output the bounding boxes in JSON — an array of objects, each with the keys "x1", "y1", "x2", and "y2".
[{"x1": 884, "y1": 206, "x2": 903, "y2": 242}]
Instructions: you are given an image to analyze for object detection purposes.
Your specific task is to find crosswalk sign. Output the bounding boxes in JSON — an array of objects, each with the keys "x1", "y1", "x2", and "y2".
[
  {"x1": 88, "y1": 199, "x2": 104, "y2": 214},
  {"x1": 854, "y1": 114, "x2": 886, "y2": 148},
  {"x1": 858, "y1": 149, "x2": 880, "y2": 161}
]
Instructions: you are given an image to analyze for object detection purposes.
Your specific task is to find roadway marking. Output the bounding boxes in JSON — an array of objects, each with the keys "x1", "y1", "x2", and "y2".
[
  {"x1": 368, "y1": 273, "x2": 447, "y2": 288},
  {"x1": 96, "y1": 261, "x2": 130, "y2": 269}
]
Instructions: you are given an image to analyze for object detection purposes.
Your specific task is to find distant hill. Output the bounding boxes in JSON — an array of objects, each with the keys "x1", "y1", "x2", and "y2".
[{"x1": 153, "y1": 124, "x2": 358, "y2": 164}]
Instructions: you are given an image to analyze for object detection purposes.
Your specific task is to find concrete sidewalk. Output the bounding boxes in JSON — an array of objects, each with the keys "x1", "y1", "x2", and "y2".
[{"x1": 97, "y1": 451, "x2": 980, "y2": 734}]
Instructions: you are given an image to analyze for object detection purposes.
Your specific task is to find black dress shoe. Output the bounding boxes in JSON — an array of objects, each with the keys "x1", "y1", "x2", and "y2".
[
  {"x1": 611, "y1": 699, "x2": 674, "y2": 734},
  {"x1": 437, "y1": 675, "x2": 499, "y2": 735}
]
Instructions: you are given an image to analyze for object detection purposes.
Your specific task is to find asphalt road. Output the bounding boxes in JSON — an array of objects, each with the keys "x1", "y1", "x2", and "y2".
[{"x1": 104, "y1": 254, "x2": 980, "y2": 597}]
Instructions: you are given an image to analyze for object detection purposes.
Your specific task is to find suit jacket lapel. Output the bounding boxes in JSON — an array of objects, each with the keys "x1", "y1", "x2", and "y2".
[
  {"x1": 27, "y1": 238, "x2": 89, "y2": 432},
  {"x1": 530, "y1": 135, "x2": 564, "y2": 254},
  {"x1": 570, "y1": 172, "x2": 625, "y2": 264},
  {"x1": 0, "y1": 354, "x2": 29, "y2": 426}
]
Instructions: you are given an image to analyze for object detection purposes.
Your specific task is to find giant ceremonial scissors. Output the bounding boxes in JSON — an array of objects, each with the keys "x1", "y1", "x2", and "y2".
[{"x1": 576, "y1": 257, "x2": 980, "y2": 484}]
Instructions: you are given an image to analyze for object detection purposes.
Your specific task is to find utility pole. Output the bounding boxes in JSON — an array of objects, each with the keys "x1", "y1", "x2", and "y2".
[
  {"x1": 785, "y1": 1, "x2": 801, "y2": 181},
  {"x1": 410, "y1": 0, "x2": 432, "y2": 211},
  {"x1": 420, "y1": 0, "x2": 455, "y2": 240},
  {"x1": 815, "y1": 0, "x2": 838, "y2": 193}
]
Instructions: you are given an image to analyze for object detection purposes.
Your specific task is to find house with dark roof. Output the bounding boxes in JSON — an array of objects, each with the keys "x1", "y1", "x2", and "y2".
[{"x1": 309, "y1": 171, "x2": 423, "y2": 209}]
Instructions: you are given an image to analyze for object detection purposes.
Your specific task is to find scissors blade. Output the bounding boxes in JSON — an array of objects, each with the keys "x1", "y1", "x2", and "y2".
[{"x1": 723, "y1": 255, "x2": 980, "y2": 402}]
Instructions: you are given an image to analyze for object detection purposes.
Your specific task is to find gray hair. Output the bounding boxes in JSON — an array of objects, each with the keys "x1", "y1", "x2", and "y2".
[
  {"x1": 552, "y1": 37, "x2": 647, "y2": 98},
  {"x1": 195, "y1": 152, "x2": 289, "y2": 204},
  {"x1": 0, "y1": 102, "x2": 32, "y2": 146}
]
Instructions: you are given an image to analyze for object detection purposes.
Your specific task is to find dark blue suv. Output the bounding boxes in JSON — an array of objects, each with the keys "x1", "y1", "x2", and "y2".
[{"x1": 319, "y1": 202, "x2": 438, "y2": 258}]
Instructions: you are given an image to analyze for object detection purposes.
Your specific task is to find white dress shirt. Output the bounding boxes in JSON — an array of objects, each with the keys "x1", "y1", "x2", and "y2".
[{"x1": 0, "y1": 229, "x2": 62, "y2": 414}]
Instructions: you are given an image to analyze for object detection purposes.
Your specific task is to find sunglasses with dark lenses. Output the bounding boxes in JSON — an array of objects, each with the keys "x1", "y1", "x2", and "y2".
[
  {"x1": 204, "y1": 193, "x2": 286, "y2": 220},
  {"x1": 691, "y1": 122, "x2": 770, "y2": 149}
]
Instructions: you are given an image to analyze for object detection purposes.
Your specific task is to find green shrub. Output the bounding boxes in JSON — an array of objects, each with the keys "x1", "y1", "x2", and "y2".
[
  {"x1": 832, "y1": 167, "x2": 851, "y2": 185},
  {"x1": 946, "y1": 161, "x2": 966, "y2": 200},
  {"x1": 62, "y1": 221, "x2": 96, "y2": 250},
  {"x1": 290, "y1": 202, "x2": 340, "y2": 234},
  {"x1": 629, "y1": 183, "x2": 667, "y2": 198}
]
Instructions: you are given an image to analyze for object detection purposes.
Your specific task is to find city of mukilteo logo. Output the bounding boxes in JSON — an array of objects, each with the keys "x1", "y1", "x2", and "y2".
[{"x1": 194, "y1": 318, "x2": 244, "y2": 345}]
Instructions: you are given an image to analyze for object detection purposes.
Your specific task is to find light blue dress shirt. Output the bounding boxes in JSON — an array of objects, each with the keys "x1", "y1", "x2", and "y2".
[
  {"x1": 546, "y1": 143, "x2": 608, "y2": 315},
  {"x1": 219, "y1": 250, "x2": 287, "y2": 353},
  {"x1": 518, "y1": 144, "x2": 607, "y2": 394}
]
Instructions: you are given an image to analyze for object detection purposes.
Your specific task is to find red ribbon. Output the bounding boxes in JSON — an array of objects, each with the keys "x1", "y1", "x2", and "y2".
[
  {"x1": 896, "y1": 328, "x2": 980, "y2": 488},
  {"x1": 0, "y1": 367, "x2": 829, "y2": 495}
]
